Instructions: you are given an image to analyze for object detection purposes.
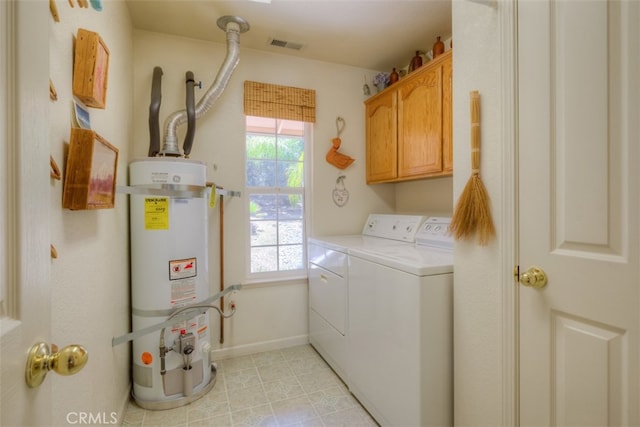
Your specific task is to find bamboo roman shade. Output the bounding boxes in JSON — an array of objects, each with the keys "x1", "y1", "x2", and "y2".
[{"x1": 244, "y1": 81, "x2": 316, "y2": 123}]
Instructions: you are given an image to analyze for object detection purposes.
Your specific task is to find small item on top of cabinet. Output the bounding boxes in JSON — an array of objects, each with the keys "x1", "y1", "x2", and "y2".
[
  {"x1": 362, "y1": 75, "x2": 371, "y2": 96},
  {"x1": 332, "y1": 175, "x2": 349, "y2": 207},
  {"x1": 409, "y1": 50, "x2": 423, "y2": 72},
  {"x1": 373, "y1": 72, "x2": 390, "y2": 92},
  {"x1": 326, "y1": 117, "x2": 355, "y2": 170},
  {"x1": 390, "y1": 68, "x2": 399, "y2": 84},
  {"x1": 433, "y1": 36, "x2": 445, "y2": 58}
]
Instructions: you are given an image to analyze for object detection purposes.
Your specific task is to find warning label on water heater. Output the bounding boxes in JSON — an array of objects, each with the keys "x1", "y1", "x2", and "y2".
[
  {"x1": 144, "y1": 197, "x2": 169, "y2": 230},
  {"x1": 169, "y1": 258, "x2": 197, "y2": 280}
]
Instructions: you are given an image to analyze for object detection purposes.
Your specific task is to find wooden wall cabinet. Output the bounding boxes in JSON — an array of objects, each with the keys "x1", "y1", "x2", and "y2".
[{"x1": 365, "y1": 50, "x2": 452, "y2": 184}]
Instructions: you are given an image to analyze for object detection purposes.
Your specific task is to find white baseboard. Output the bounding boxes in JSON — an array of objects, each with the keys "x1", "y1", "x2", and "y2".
[{"x1": 211, "y1": 334, "x2": 309, "y2": 360}]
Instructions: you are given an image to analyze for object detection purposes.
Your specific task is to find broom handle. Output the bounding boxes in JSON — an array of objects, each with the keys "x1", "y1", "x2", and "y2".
[{"x1": 470, "y1": 91, "x2": 480, "y2": 175}]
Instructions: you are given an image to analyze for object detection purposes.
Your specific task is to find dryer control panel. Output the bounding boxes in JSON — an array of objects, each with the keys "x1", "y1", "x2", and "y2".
[{"x1": 415, "y1": 217, "x2": 454, "y2": 250}]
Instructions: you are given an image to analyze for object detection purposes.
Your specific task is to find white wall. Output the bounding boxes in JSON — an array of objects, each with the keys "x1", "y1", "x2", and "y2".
[
  {"x1": 49, "y1": 2, "x2": 132, "y2": 424},
  {"x1": 395, "y1": 177, "x2": 453, "y2": 215},
  {"x1": 452, "y1": 1, "x2": 504, "y2": 425}
]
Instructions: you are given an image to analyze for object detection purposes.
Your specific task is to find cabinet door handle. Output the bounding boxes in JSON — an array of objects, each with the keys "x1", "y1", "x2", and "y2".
[{"x1": 320, "y1": 274, "x2": 328, "y2": 283}]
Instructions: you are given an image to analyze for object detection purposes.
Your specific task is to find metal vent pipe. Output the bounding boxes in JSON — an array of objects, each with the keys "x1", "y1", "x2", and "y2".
[{"x1": 160, "y1": 16, "x2": 250, "y2": 156}]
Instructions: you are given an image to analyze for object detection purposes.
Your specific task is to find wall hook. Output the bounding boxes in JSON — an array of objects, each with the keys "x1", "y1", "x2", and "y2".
[{"x1": 336, "y1": 116, "x2": 345, "y2": 138}]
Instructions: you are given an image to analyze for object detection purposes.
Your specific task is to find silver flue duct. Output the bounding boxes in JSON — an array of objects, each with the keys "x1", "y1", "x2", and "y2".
[{"x1": 160, "y1": 15, "x2": 250, "y2": 156}]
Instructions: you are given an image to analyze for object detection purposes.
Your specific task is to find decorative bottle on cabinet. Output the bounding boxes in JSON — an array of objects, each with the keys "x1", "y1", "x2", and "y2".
[
  {"x1": 390, "y1": 68, "x2": 399, "y2": 84},
  {"x1": 433, "y1": 36, "x2": 445, "y2": 58},
  {"x1": 409, "y1": 51, "x2": 422, "y2": 72}
]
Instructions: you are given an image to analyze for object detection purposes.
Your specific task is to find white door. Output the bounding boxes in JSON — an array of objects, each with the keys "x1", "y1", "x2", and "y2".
[
  {"x1": 0, "y1": 1, "x2": 52, "y2": 425},
  {"x1": 517, "y1": 0, "x2": 640, "y2": 425}
]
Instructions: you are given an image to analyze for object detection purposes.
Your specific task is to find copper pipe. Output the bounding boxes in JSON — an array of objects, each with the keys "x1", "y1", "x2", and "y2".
[{"x1": 219, "y1": 192, "x2": 225, "y2": 344}]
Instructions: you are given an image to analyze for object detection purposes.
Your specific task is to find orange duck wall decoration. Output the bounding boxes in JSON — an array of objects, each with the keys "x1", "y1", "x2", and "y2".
[{"x1": 326, "y1": 117, "x2": 355, "y2": 170}]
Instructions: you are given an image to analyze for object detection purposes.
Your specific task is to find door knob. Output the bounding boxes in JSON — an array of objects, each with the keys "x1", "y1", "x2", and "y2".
[
  {"x1": 25, "y1": 342, "x2": 88, "y2": 388},
  {"x1": 518, "y1": 266, "x2": 548, "y2": 288}
]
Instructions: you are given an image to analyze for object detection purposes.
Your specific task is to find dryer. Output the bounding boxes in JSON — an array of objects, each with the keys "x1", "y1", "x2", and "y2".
[{"x1": 347, "y1": 217, "x2": 453, "y2": 426}]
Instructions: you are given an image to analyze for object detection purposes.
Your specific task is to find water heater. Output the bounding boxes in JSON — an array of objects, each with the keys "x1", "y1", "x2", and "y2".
[
  {"x1": 129, "y1": 158, "x2": 214, "y2": 409},
  {"x1": 125, "y1": 14, "x2": 249, "y2": 410}
]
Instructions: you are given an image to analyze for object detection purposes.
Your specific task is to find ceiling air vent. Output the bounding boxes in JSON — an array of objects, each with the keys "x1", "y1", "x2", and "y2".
[{"x1": 268, "y1": 38, "x2": 304, "y2": 51}]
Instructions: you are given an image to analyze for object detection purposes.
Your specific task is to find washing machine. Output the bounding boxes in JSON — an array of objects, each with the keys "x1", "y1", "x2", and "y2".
[
  {"x1": 347, "y1": 216, "x2": 453, "y2": 427},
  {"x1": 307, "y1": 214, "x2": 427, "y2": 383}
]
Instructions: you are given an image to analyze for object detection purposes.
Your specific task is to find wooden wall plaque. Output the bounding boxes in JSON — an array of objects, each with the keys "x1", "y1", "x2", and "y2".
[
  {"x1": 73, "y1": 28, "x2": 109, "y2": 109},
  {"x1": 63, "y1": 128, "x2": 118, "y2": 210}
]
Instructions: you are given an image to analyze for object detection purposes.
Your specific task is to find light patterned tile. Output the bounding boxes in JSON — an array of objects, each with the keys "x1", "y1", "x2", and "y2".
[
  {"x1": 257, "y1": 361, "x2": 294, "y2": 383},
  {"x1": 221, "y1": 355, "x2": 256, "y2": 373},
  {"x1": 288, "y1": 356, "x2": 332, "y2": 376},
  {"x1": 125, "y1": 401, "x2": 146, "y2": 414},
  {"x1": 280, "y1": 345, "x2": 318, "y2": 361},
  {"x1": 188, "y1": 412, "x2": 233, "y2": 427},
  {"x1": 262, "y1": 376, "x2": 305, "y2": 402},
  {"x1": 270, "y1": 396, "x2": 319, "y2": 426},
  {"x1": 212, "y1": 369, "x2": 227, "y2": 390},
  {"x1": 307, "y1": 386, "x2": 359, "y2": 416},
  {"x1": 121, "y1": 345, "x2": 376, "y2": 427},
  {"x1": 187, "y1": 392, "x2": 230, "y2": 422},
  {"x1": 296, "y1": 369, "x2": 343, "y2": 394},
  {"x1": 122, "y1": 401, "x2": 145, "y2": 427},
  {"x1": 251, "y1": 350, "x2": 286, "y2": 367},
  {"x1": 206, "y1": 379, "x2": 228, "y2": 401},
  {"x1": 230, "y1": 403, "x2": 278, "y2": 427},
  {"x1": 121, "y1": 409, "x2": 144, "y2": 427},
  {"x1": 287, "y1": 417, "x2": 325, "y2": 427},
  {"x1": 227, "y1": 384, "x2": 269, "y2": 412},
  {"x1": 225, "y1": 367, "x2": 262, "y2": 390},
  {"x1": 142, "y1": 406, "x2": 187, "y2": 427},
  {"x1": 321, "y1": 406, "x2": 378, "y2": 427}
]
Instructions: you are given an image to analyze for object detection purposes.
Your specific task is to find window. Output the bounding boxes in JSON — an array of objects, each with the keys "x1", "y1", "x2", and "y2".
[{"x1": 245, "y1": 116, "x2": 309, "y2": 278}]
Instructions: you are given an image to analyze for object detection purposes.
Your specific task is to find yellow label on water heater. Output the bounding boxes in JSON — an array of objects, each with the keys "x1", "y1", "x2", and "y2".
[{"x1": 144, "y1": 197, "x2": 169, "y2": 230}]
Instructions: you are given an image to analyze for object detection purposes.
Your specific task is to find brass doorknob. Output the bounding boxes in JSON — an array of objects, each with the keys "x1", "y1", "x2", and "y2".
[
  {"x1": 518, "y1": 266, "x2": 548, "y2": 288},
  {"x1": 25, "y1": 342, "x2": 88, "y2": 388}
]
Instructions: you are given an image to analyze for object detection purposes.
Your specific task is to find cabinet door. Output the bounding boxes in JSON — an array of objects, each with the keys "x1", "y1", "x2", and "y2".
[
  {"x1": 442, "y1": 55, "x2": 453, "y2": 173},
  {"x1": 398, "y1": 65, "x2": 443, "y2": 177},
  {"x1": 365, "y1": 90, "x2": 397, "y2": 183}
]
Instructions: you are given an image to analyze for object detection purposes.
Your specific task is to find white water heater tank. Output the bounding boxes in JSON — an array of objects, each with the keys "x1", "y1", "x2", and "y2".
[{"x1": 129, "y1": 158, "x2": 213, "y2": 408}]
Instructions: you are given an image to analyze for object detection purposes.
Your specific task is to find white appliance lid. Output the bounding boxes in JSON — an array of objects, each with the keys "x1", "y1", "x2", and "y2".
[{"x1": 348, "y1": 244, "x2": 453, "y2": 275}]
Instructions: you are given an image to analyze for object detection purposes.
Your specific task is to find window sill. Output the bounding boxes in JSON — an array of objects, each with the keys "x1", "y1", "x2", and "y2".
[{"x1": 241, "y1": 275, "x2": 308, "y2": 289}]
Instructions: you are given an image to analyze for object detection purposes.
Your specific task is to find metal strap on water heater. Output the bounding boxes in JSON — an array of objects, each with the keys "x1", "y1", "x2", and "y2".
[
  {"x1": 112, "y1": 283, "x2": 242, "y2": 347},
  {"x1": 117, "y1": 185, "x2": 241, "y2": 199},
  {"x1": 116, "y1": 184, "x2": 207, "y2": 198}
]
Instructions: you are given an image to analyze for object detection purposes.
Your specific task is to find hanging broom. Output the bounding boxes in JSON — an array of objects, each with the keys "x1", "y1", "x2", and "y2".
[{"x1": 450, "y1": 90, "x2": 496, "y2": 245}]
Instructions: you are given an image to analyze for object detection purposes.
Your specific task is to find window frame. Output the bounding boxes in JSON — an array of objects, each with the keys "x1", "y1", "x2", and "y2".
[{"x1": 244, "y1": 117, "x2": 312, "y2": 282}]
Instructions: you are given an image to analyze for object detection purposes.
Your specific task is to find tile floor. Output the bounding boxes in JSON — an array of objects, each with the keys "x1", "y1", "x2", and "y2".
[{"x1": 122, "y1": 344, "x2": 378, "y2": 426}]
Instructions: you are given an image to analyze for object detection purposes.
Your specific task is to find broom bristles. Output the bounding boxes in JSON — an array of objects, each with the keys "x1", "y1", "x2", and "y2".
[{"x1": 450, "y1": 174, "x2": 496, "y2": 246}]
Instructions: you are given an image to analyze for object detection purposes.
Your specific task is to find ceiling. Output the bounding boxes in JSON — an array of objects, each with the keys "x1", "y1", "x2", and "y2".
[{"x1": 125, "y1": 0, "x2": 452, "y2": 72}]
